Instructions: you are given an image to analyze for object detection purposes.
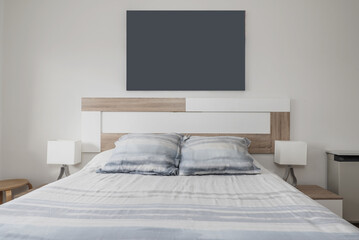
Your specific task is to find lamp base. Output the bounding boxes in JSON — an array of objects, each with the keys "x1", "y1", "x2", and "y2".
[
  {"x1": 57, "y1": 164, "x2": 70, "y2": 180},
  {"x1": 283, "y1": 165, "x2": 297, "y2": 186}
]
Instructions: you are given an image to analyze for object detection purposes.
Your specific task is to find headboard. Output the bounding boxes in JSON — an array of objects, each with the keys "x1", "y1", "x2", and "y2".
[{"x1": 81, "y1": 98, "x2": 290, "y2": 154}]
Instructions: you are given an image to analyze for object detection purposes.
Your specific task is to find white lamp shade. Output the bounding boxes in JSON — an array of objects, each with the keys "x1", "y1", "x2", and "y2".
[
  {"x1": 47, "y1": 140, "x2": 81, "y2": 165},
  {"x1": 274, "y1": 141, "x2": 307, "y2": 166}
]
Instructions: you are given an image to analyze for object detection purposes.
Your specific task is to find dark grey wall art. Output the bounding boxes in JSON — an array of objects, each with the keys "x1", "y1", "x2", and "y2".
[{"x1": 127, "y1": 11, "x2": 245, "y2": 91}]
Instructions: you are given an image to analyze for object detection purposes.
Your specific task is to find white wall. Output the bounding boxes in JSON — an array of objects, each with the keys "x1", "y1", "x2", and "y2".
[{"x1": 1, "y1": 0, "x2": 359, "y2": 187}]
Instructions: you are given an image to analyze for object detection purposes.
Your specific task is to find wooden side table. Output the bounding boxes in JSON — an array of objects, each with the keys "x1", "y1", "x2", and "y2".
[
  {"x1": 0, "y1": 179, "x2": 32, "y2": 204},
  {"x1": 297, "y1": 185, "x2": 343, "y2": 217}
]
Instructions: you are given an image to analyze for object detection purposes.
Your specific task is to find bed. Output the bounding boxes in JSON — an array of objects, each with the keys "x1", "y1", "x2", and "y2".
[
  {"x1": 1, "y1": 98, "x2": 358, "y2": 239},
  {"x1": 0, "y1": 150, "x2": 358, "y2": 239}
]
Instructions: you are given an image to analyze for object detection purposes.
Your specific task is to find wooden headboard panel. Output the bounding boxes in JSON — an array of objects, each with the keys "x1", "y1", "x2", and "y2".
[{"x1": 81, "y1": 98, "x2": 290, "y2": 154}]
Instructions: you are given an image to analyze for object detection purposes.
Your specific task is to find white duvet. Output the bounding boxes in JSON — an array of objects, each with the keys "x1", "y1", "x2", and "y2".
[{"x1": 0, "y1": 150, "x2": 358, "y2": 240}]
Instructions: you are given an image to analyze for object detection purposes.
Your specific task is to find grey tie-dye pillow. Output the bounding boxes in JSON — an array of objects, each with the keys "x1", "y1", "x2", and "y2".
[
  {"x1": 98, "y1": 133, "x2": 182, "y2": 175},
  {"x1": 179, "y1": 136, "x2": 261, "y2": 175}
]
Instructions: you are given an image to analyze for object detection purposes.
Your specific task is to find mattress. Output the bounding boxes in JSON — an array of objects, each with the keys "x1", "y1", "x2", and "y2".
[{"x1": 0, "y1": 151, "x2": 358, "y2": 240}]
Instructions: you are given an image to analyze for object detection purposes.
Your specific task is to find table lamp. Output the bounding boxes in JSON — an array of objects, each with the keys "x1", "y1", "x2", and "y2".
[
  {"x1": 47, "y1": 140, "x2": 81, "y2": 180},
  {"x1": 274, "y1": 140, "x2": 307, "y2": 186}
]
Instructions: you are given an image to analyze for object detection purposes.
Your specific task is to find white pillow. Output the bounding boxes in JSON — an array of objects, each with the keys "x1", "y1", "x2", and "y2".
[{"x1": 83, "y1": 149, "x2": 114, "y2": 171}]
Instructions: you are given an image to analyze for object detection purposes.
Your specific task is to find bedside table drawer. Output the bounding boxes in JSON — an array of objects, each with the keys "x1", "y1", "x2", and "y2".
[{"x1": 316, "y1": 199, "x2": 343, "y2": 217}]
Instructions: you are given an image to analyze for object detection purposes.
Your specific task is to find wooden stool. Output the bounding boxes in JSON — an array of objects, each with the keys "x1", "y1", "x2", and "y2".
[{"x1": 0, "y1": 179, "x2": 32, "y2": 204}]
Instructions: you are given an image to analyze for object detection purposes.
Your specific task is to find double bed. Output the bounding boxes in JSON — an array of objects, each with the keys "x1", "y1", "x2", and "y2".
[
  {"x1": 0, "y1": 98, "x2": 358, "y2": 239},
  {"x1": 1, "y1": 150, "x2": 358, "y2": 239}
]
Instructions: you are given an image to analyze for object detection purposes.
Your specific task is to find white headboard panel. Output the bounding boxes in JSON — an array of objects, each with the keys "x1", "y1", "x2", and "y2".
[
  {"x1": 81, "y1": 111, "x2": 101, "y2": 152},
  {"x1": 81, "y1": 98, "x2": 290, "y2": 154},
  {"x1": 186, "y1": 98, "x2": 290, "y2": 112},
  {"x1": 102, "y1": 112, "x2": 270, "y2": 134}
]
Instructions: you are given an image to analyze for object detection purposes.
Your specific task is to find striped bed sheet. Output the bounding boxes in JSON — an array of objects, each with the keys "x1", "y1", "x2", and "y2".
[{"x1": 0, "y1": 158, "x2": 358, "y2": 239}]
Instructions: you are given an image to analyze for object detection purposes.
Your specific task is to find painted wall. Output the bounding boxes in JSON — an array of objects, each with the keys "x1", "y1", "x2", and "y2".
[{"x1": 1, "y1": 0, "x2": 359, "y2": 187}]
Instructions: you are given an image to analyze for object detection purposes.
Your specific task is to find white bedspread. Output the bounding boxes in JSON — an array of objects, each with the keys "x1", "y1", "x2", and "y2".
[{"x1": 0, "y1": 153, "x2": 358, "y2": 240}]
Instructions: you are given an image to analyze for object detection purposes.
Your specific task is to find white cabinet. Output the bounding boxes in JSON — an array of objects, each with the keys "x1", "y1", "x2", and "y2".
[{"x1": 327, "y1": 151, "x2": 359, "y2": 222}]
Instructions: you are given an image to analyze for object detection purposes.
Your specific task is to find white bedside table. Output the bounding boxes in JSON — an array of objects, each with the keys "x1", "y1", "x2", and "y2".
[{"x1": 297, "y1": 185, "x2": 343, "y2": 217}]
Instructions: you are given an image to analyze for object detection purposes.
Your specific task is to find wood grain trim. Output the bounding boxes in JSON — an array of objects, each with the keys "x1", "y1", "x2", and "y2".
[
  {"x1": 82, "y1": 98, "x2": 186, "y2": 112},
  {"x1": 270, "y1": 112, "x2": 290, "y2": 152},
  {"x1": 101, "y1": 133, "x2": 125, "y2": 152},
  {"x1": 271, "y1": 112, "x2": 290, "y2": 141}
]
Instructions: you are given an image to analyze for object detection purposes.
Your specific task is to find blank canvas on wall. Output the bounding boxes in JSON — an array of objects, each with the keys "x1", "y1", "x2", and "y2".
[{"x1": 127, "y1": 11, "x2": 245, "y2": 91}]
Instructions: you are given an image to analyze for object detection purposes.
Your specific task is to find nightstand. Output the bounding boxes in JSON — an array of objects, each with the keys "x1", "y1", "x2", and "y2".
[
  {"x1": 297, "y1": 185, "x2": 343, "y2": 217},
  {"x1": 0, "y1": 179, "x2": 33, "y2": 204}
]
